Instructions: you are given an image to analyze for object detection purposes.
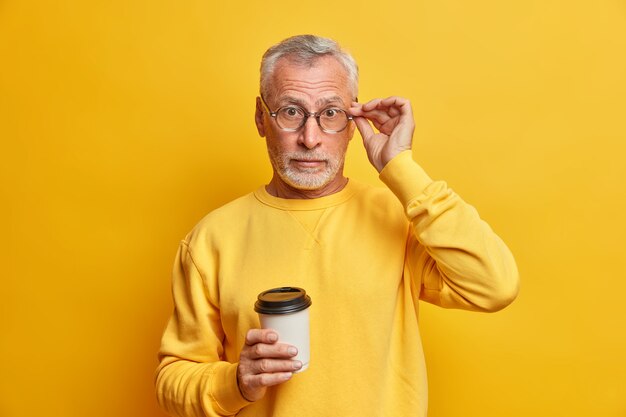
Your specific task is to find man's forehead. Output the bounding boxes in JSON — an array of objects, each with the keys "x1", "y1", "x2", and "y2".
[
  {"x1": 276, "y1": 53, "x2": 342, "y2": 69},
  {"x1": 273, "y1": 55, "x2": 348, "y2": 80},
  {"x1": 269, "y1": 57, "x2": 351, "y2": 100},
  {"x1": 278, "y1": 95, "x2": 346, "y2": 107}
]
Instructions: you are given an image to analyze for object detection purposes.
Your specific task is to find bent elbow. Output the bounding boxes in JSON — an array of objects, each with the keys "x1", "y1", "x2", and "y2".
[{"x1": 480, "y1": 269, "x2": 520, "y2": 312}]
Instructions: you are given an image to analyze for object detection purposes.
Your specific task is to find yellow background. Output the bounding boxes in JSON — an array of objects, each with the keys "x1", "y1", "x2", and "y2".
[{"x1": 1, "y1": 1, "x2": 625, "y2": 416}]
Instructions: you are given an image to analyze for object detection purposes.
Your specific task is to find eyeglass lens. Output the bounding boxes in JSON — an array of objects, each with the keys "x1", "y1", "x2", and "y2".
[{"x1": 276, "y1": 107, "x2": 349, "y2": 132}]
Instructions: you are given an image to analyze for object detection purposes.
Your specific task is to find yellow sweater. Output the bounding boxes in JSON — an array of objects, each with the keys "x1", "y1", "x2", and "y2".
[{"x1": 156, "y1": 151, "x2": 519, "y2": 417}]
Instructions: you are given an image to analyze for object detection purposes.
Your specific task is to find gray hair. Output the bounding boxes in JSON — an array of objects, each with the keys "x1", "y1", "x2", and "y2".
[{"x1": 260, "y1": 34, "x2": 359, "y2": 99}]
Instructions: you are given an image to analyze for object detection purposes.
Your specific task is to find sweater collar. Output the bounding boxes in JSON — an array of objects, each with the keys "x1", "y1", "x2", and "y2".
[{"x1": 253, "y1": 179, "x2": 363, "y2": 211}]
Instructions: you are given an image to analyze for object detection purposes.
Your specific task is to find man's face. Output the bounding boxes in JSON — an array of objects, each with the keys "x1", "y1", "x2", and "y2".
[{"x1": 255, "y1": 55, "x2": 356, "y2": 195}]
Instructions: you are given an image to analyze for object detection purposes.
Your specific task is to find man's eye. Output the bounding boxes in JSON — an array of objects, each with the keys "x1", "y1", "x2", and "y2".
[
  {"x1": 282, "y1": 107, "x2": 302, "y2": 117},
  {"x1": 323, "y1": 108, "x2": 340, "y2": 118}
]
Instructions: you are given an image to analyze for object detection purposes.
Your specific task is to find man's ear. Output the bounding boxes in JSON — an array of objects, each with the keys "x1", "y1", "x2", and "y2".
[
  {"x1": 255, "y1": 97, "x2": 266, "y2": 137},
  {"x1": 347, "y1": 96, "x2": 358, "y2": 141},
  {"x1": 347, "y1": 118, "x2": 356, "y2": 141}
]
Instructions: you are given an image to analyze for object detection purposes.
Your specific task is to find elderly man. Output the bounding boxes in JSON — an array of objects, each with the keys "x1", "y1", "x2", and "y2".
[{"x1": 156, "y1": 34, "x2": 519, "y2": 417}]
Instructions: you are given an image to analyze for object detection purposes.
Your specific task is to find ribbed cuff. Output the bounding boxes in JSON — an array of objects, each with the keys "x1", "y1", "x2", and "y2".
[
  {"x1": 379, "y1": 151, "x2": 434, "y2": 208},
  {"x1": 209, "y1": 362, "x2": 252, "y2": 415}
]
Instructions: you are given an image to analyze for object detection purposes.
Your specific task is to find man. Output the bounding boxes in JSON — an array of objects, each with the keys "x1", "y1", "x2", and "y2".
[{"x1": 155, "y1": 34, "x2": 519, "y2": 417}]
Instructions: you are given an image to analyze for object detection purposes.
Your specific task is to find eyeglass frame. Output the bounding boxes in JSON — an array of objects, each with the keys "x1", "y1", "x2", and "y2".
[{"x1": 259, "y1": 94, "x2": 354, "y2": 134}]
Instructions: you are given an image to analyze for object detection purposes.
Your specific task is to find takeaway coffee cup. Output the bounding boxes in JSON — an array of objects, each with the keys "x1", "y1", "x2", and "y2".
[{"x1": 254, "y1": 287, "x2": 312, "y2": 372}]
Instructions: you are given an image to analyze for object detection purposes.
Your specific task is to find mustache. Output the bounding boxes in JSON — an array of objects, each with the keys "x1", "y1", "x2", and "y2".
[{"x1": 285, "y1": 151, "x2": 330, "y2": 161}]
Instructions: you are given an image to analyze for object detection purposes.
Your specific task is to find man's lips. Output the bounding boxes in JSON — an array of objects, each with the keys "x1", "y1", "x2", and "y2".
[{"x1": 292, "y1": 159, "x2": 326, "y2": 168}]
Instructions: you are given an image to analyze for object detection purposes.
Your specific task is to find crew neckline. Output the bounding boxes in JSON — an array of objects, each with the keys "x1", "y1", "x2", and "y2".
[{"x1": 253, "y1": 180, "x2": 364, "y2": 211}]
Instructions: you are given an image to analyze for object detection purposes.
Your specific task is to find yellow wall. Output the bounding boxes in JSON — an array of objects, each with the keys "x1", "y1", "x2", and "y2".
[{"x1": 1, "y1": 1, "x2": 625, "y2": 416}]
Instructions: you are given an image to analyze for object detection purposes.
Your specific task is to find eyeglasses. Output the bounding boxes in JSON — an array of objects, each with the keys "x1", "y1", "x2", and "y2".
[{"x1": 260, "y1": 95, "x2": 353, "y2": 133}]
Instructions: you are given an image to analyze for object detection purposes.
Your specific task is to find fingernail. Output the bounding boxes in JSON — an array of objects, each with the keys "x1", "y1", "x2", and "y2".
[
  {"x1": 281, "y1": 373, "x2": 293, "y2": 380},
  {"x1": 268, "y1": 333, "x2": 278, "y2": 342},
  {"x1": 293, "y1": 361, "x2": 302, "y2": 370},
  {"x1": 287, "y1": 347, "x2": 297, "y2": 356}
]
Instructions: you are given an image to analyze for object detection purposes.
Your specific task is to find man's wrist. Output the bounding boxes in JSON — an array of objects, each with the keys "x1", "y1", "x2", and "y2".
[
  {"x1": 210, "y1": 362, "x2": 253, "y2": 414},
  {"x1": 379, "y1": 151, "x2": 434, "y2": 208},
  {"x1": 379, "y1": 145, "x2": 413, "y2": 172}
]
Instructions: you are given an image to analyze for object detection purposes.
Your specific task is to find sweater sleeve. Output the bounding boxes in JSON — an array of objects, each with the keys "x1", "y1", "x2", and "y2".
[
  {"x1": 379, "y1": 151, "x2": 519, "y2": 312},
  {"x1": 155, "y1": 241, "x2": 251, "y2": 416}
]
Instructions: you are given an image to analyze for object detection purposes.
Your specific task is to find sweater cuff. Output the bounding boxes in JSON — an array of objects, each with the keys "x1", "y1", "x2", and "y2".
[
  {"x1": 209, "y1": 362, "x2": 252, "y2": 415},
  {"x1": 379, "y1": 151, "x2": 434, "y2": 208}
]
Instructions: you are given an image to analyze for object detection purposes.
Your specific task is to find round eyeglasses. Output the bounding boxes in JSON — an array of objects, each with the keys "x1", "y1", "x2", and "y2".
[{"x1": 260, "y1": 95, "x2": 353, "y2": 133}]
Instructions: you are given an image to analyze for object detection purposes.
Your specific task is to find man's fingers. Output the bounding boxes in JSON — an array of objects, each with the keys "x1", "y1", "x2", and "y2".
[
  {"x1": 240, "y1": 371, "x2": 294, "y2": 390},
  {"x1": 246, "y1": 342, "x2": 298, "y2": 360},
  {"x1": 243, "y1": 329, "x2": 298, "y2": 359},
  {"x1": 353, "y1": 116, "x2": 375, "y2": 141},
  {"x1": 245, "y1": 328, "x2": 278, "y2": 346},
  {"x1": 354, "y1": 107, "x2": 390, "y2": 124},
  {"x1": 237, "y1": 357, "x2": 301, "y2": 395},
  {"x1": 238, "y1": 329, "x2": 301, "y2": 402},
  {"x1": 237, "y1": 368, "x2": 294, "y2": 402},
  {"x1": 254, "y1": 358, "x2": 302, "y2": 374},
  {"x1": 379, "y1": 96, "x2": 410, "y2": 108},
  {"x1": 353, "y1": 96, "x2": 412, "y2": 122},
  {"x1": 359, "y1": 97, "x2": 383, "y2": 111}
]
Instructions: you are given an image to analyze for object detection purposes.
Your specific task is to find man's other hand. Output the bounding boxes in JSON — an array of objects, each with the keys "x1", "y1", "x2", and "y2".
[{"x1": 237, "y1": 328, "x2": 301, "y2": 402}]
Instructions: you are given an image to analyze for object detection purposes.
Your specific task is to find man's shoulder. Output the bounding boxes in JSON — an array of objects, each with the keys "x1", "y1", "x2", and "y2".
[
  {"x1": 208, "y1": 190, "x2": 258, "y2": 217},
  {"x1": 338, "y1": 180, "x2": 406, "y2": 226},
  {"x1": 186, "y1": 190, "x2": 258, "y2": 239},
  {"x1": 351, "y1": 180, "x2": 403, "y2": 208}
]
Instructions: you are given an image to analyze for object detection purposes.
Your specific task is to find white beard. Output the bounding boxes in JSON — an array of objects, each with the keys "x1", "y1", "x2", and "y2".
[{"x1": 267, "y1": 148, "x2": 346, "y2": 190}]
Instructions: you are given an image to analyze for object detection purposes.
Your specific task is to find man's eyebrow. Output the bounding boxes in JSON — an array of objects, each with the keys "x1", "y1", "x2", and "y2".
[
  {"x1": 278, "y1": 97, "x2": 308, "y2": 107},
  {"x1": 277, "y1": 96, "x2": 346, "y2": 108},
  {"x1": 316, "y1": 96, "x2": 344, "y2": 107}
]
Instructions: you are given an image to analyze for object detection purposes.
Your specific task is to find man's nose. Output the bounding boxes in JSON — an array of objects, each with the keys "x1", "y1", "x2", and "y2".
[{"x1": 298, "y1": 116, "x2": 323, "y2": 149}]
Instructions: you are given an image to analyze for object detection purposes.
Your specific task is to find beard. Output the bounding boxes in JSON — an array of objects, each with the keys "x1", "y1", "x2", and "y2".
[{"x1": 267, "y1": 146, "x2": 347, "y2": 190}]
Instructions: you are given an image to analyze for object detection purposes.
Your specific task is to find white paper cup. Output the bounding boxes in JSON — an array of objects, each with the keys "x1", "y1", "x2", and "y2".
[{"x1": 255, "y1": 287, "x2": 312, "y2": 373}]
